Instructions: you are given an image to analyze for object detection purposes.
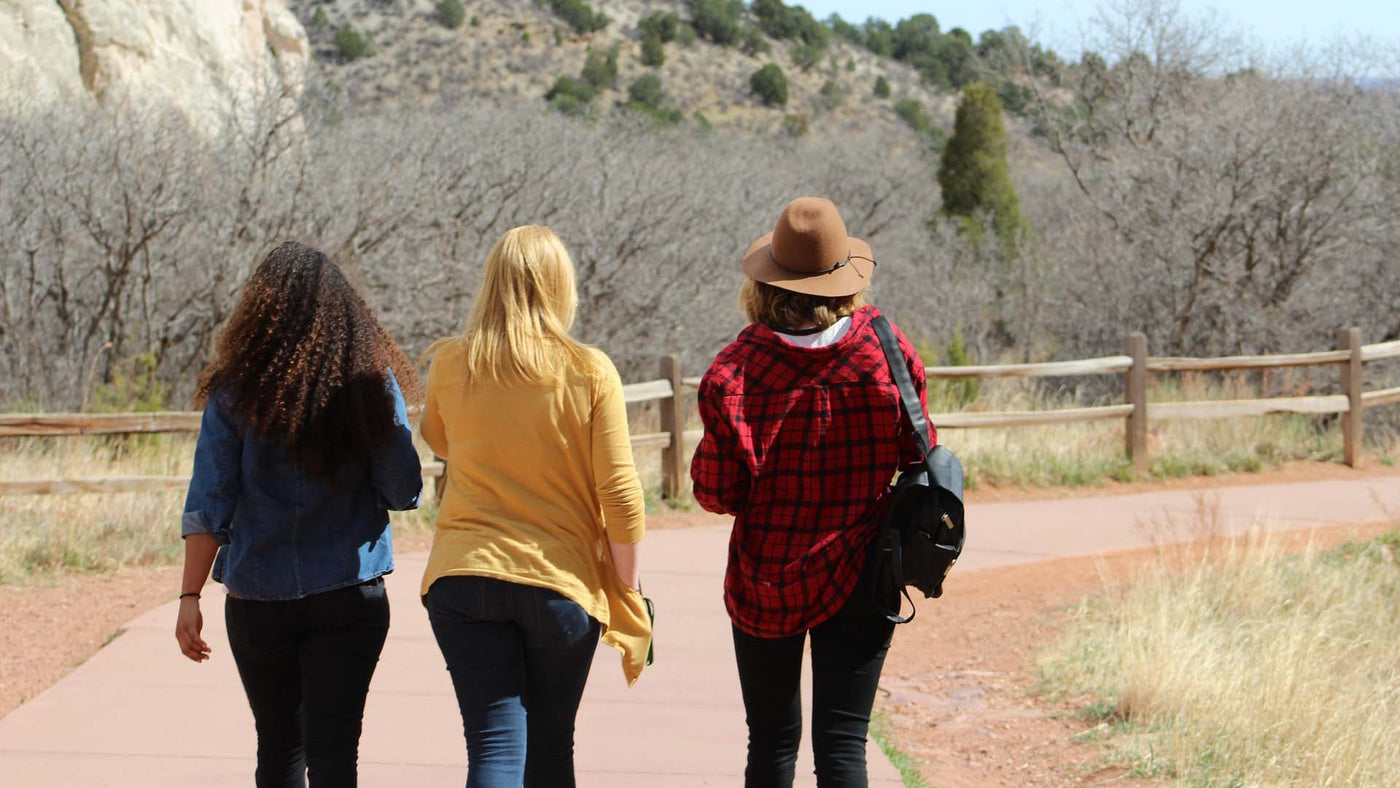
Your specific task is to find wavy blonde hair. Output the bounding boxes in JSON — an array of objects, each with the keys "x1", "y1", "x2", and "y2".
[{"x1": 426, "y1": 225, "x2": 594, "y2": 383}]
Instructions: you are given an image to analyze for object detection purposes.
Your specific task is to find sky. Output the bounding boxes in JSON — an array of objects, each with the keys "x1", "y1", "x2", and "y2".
[{"x1": 795, "y1": 0, "x2": 1400, "y2": 55}]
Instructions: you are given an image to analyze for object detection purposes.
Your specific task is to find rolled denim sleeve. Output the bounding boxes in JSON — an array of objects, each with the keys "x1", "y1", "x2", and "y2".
[
  {"x1": 371, "y1": 370, "x2": 423, "y2": 511},
  {"x1": 182, "y1": 394, "x2": 242, "y2": 544}
]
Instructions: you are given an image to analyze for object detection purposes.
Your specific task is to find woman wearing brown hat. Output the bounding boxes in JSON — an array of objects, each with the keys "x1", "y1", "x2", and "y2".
[{"x1": 691, "y1": 197, "x2": 934, "y2": 787}]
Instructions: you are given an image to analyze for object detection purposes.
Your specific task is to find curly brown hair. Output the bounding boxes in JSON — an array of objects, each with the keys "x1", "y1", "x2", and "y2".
[{"x1": 194, "y1": 242, "x2": 421, "y2": 481}]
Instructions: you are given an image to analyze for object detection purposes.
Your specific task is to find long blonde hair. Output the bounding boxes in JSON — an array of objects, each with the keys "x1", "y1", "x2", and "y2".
[{"x1": 426, "y1": 225, "x2": 594, "y2": 383}]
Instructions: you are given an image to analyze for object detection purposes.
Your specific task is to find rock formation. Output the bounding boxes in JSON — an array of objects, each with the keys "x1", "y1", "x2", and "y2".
[{"x1": 0, "y1": 0, "x2": 308, "y2": 131}]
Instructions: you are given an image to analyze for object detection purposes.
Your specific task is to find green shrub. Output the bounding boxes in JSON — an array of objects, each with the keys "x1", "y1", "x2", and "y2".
[
  {"x1": 627, "y1": 73, "x2": 666, "y2": 109},
  {"x1": 741, "y1": 26, "x2": 770, "y2": 56},
  {"x1": 640, "y1": 32, "x2": 666, "y2": 67},
  {"x1": 996, "y1": 79, "x2": 1034, "y2": 115},
  {"x1": 827, "y1": 13, "x2": 863, "y2": 44},
  {"x1": 863, "y1": 18, "x2": 894, "y2": 56},
  {"x1": 638, "y1": 11, "x2": 680, "y2": 42},
  {"x1": 676, "y1": 23, "x2": 698, "y2": 46},
  {"x1": 893, "y1": 98, "x2": 928, "y2": 133},
  {"x1": 625, "y1": 74, "x2": 683, "y2": 124},
  {"x1": 547, "y1": 0, "x2": 610, "y2": 34},
  {"x1": 940, "y1": 329, "x2": 980, "y2": 406},
  {"x1": 310, "y1": 6, "x2": 329, "y2": 30},
  {"x1": 545, "y1": 75, "x2": 597, "y2": 116},
  {"x1": 470, "y1": 15, "x2": 479, "y2": 27},
  {"x1": 819, "y1": 79, "x2": 846, "y2": 109},
  {"x1": 874, "y1": 75, "x2": 891, "y2": 98},
  {"x1": 581, "y1": 46, "x2": 619, "y2": 90},
  {"x1": 91, "y1": 352, "x2": 169, "y2": 414},
  {"x1": 687, "y1": 0, "x2": 743, "y2": 45},
  {"x1": 334, "y1": 27, "x2": 372, "y2": 60},
  {"x1": 750, "y1": 63, "x2": 788, "y2": 106},
  {"x1": 790, "y1": 42, "x2": 823, "y2": 72},
  {"x1": 436, "y1": 0, "x2": 466, "y2": 29},
  {"x1": 782, "y1": 113, "x2": 808, "y2": 137},
  {"x1": 751, "y1": 0, "x2": 828, "y2": 49}
]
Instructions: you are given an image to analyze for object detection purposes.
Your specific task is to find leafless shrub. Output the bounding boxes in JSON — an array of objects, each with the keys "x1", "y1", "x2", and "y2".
[{"x1": 0, "y1": 90, "x2": 954, "y2": 408}]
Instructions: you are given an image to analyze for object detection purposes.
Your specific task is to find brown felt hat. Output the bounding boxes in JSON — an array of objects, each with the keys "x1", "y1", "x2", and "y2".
[{"x1": 742, "y1": 197, "x2": 874, "y2": 297}]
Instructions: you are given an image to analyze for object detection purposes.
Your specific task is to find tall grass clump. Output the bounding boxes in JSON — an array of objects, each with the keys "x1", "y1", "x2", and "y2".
[{"x1": 1037, "y1": 530, "x2": 1400, "y2": 785}]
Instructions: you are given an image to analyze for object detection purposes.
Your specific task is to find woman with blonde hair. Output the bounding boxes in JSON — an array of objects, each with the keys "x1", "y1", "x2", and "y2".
[
  {"x1": 693, "y1": 197, "x2": 933, "y2": 787},
  {"x1": 419, "y1": 225, "x2": 650, "y2": 787}
]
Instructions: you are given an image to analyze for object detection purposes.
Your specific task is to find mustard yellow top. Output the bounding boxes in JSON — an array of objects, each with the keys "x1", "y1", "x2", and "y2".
[{"x1": 419, "y1": 342, "x2": 651, "y2": 685}]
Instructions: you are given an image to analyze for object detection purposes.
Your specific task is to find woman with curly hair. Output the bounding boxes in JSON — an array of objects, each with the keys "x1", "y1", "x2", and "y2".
[{"x1": 174, "y1": 241, "x2": 423, "y2": 787}]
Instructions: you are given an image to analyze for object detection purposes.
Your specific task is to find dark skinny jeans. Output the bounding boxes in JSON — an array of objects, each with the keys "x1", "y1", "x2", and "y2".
[
  {"x1": 427, "y1": 575, "x2": 601, "y2": 788},
  {"x1": 732, "y1": 556, "x2": 897, "y2": 788},
  {"x1": 224, "y1": 577, "x2": 390, "y2": 788}
]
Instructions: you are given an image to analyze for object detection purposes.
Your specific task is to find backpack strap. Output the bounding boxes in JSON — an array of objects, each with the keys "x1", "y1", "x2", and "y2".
[
  {"x1": 872, "y1": 316, "x2": 932, "y2": 462},
  {"x1": 871, "y1": 314, "x2": 930, "y2": 625}
]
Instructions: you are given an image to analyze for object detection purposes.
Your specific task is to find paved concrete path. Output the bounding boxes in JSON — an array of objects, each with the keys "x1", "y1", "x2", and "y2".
[{"x1": 1, "y1": 476, "x2": 1397, "y2": 787}]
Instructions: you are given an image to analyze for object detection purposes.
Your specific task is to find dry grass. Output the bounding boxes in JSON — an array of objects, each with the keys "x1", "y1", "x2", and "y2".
[
  {"x1": 1037, "y1": 527, "x2": 1400, "y2": 785},
  {"x1": 930, "y1": 373, "x2": 1364, "y2": 490},
  {"x1": 0, "y1": 372, "x2": 1390, "y2": 582},
  {"x1": 0, "y1": 434, "x2": 435, "y2": 584}
]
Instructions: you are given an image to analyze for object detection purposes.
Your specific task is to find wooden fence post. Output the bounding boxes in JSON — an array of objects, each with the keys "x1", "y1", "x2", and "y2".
[
  {"x1": 1125, "y1": 332, "x2": 1149, "y2": 474},
  {"x1": 659, "y1": 355, "x2": 686, "y2": 500},
  {"x1": 433, "y1": 456, "x2": 448, "y2": 505},
  {"x1": 1338, "y1": 327, "x2": 1364, "y2": 468}
]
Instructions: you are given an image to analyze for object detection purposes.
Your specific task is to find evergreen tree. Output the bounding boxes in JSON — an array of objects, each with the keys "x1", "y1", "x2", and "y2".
[
  {"x1": 937, "y1": 83, "x2": 1028, "y2": 248},
  {"x1": 873, "y1": 75, "x2": 890, "y2": 98}
]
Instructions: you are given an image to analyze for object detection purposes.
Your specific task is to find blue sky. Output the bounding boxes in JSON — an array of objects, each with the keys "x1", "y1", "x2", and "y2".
[{"x1": 798, "y1": 0, "x2": 1399, "y2": 54}]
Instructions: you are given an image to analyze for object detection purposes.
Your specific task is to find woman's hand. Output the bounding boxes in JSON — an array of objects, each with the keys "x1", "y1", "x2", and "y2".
[
  {"x1": 175, "y1": 597, "x2": 211, "y2": 662},
  {"x1": 609, "y1": 540, "x2": 642, "y2": 592},
  {"x1": 176, "y1": 532, "x2": 218, "y2": 662}
]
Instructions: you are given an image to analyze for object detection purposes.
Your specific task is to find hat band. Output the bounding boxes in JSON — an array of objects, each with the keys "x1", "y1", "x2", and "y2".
[
  {"x1": 768, "y1": 250, "x2": 877, "y2": 278},
  {"x1": 769, "y1": 249, "x2": 851, "y2": 276}
]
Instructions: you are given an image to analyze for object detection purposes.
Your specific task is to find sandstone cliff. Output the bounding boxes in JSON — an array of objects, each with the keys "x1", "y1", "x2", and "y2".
[{"x1": 0, "y1": 0, "x2": 309, "y2": 130}]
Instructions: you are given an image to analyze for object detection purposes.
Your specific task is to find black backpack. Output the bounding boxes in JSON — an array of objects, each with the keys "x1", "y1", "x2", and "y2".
[{"x1": 870, "y1": 316, "x2": 967, "y2": 624}]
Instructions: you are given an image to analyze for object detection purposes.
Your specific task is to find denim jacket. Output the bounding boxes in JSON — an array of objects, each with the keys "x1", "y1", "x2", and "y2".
[{"x1": 181, "y1": 373, "x2": 423, "y2": 601}]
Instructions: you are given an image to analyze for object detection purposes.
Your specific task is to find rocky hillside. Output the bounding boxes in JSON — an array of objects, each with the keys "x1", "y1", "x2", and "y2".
[
  {"x1": 291, "y1": 0, "x2": 959, "y2": 142},
  {"x1": 0, "y1": 0, "x2": 308, "y2": 132}
]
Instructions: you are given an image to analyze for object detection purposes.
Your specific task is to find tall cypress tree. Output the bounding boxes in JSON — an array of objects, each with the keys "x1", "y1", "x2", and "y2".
[{"x1": 937, "y1": 83, "x2": 1028, "y2": 248}]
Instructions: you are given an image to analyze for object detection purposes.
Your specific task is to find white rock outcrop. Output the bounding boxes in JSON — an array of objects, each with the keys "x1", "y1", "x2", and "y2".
[{"x1": 0, "y1": 0, "x2": 309, "y2": 131}]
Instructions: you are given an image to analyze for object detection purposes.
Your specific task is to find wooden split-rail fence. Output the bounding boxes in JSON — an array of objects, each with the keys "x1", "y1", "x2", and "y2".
[{"x1": 2, "y1": 330, "x2": 1398, "y2": 500}]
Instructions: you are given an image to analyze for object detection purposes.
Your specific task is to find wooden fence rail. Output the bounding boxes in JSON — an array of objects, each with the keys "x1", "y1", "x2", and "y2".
[{"x1": 2, "y1": 328, "x2": 1398, "y2": 497}]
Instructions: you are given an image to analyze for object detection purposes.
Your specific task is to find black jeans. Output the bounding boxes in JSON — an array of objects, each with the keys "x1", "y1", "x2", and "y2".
[
  {"x1": 731, "y1": 557, "x2": 897, "y2": 788},
  {"x1": 225, "y1": 578, "x2": 390, "y2": 788},
  {"x1": 426, "y1": 575, "x2": 601, "y2": 788}
]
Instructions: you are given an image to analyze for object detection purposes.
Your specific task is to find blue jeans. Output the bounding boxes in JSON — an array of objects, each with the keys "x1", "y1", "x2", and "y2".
[{"x1": 427, "y1": 576, "x2": 601, "y2": 788}]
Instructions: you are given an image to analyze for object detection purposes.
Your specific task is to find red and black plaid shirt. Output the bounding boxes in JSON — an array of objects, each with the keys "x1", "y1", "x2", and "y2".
[{"x1": 691, "y1": 306, "x2": 933, "y2": 638}]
